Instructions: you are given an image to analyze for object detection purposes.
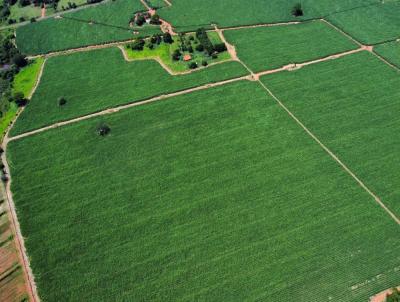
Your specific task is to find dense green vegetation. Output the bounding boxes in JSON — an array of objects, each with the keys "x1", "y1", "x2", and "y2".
[
  {"x1": 0, "y1": 29, "x2": 32, "y2": 137},
  {"x1": 15, "y1": 0, "x2": 161, "y2": 55},
  {"x1": 327, "y1": 1, "x2": 400, "y2": 45},
  {"x1": 12, "y1": 57, "x2": 43, "y2": 97},
  {"x1": 125, "y1": 31, "x2": 229, "y2": 72},
  {"x1": 262, "y1": 51, "x2": 400, "y2": 217},
  {"x1": 10, "y1": 47, "x2": 247, "y2": 135},
  {"x1": 375, "y1": 41, "x2": 400, "y2": 68},
  {"x1": 8, "y1": 80, "x2": 400, "y2": 301},
  {"x1": 224, "y1": 20, "x2": 358, "y2": 72},
  {"x1": 157, "y1": 0, "x2": 379, "y2": 31}
]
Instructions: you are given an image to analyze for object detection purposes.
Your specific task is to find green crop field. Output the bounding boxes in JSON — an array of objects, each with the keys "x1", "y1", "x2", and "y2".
[
  {"x1": 3, "y1": 0, "x2": 400, "y2": 300},
  {"x1": 375, "y1": 41, "x2": 400, "y2": 68},
  {"x1": 223, "y1": 20, "x2": 358, "y2": 72},
  {"x1": 8, "y1": 81, "x2": 400, "y2": 301},
  {"x1": 327, "y1": 1, "x2": 400, "y2": 45},
  {"x1": 262, "y1": 51, "x2": 400, "y2": 217},
  {"x1": 10, "y1": 47, "x2": 247, "y2": 136},
  {"x1": 146, "y1": 0, "x2": 167, "y2": 9},
  {"x1": 15, "y1": 0, "x2": 160, "y2": 55},
  {"x1": 157, "y1": 0, "x2": 379, "y2": 31}
]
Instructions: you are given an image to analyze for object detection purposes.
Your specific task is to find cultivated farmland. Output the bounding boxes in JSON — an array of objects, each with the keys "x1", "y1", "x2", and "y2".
[
  {"x1": 10, "y1": 47, "x2": 247, "y2": 135},
  {"x1": 375, "y1": 41, "x2": 400, "y2": 68},
  {"x1": 16, "y1": 0, "x2": 160, "y2": 55},
  {"x1": 7, "y1": 81, "x2": 400, "y2": 301},
  {"x1": 223, "y1": 20, "x2": 358, "y2": 72},
  {"x1": 326, "y1": 1, "x2": 400, "y2": 45},
  {"x1": 157, "y1": 0, "x2": 379, "y2": 31},
  {"x1": 2, "y1": 0, "x2": 400, "y2": 301},
  {"x1": 262, "y1": 51, "x2": 400, "y2": 217}
]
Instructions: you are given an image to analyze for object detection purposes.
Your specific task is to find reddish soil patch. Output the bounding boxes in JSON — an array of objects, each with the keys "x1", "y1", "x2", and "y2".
[
  {"x1": 370, "y1": 287, "x2": 400, "y2": 302},
  {"x1": 41, "y1": 5, "x2": 46, "y2": 18}
]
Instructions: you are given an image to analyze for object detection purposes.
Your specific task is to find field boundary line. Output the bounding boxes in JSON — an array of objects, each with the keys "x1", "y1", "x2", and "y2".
[
  {"x1": 322, "y1": 18, "x2": 400, "y2": 72},
  {"x1": 6, "y1": 75, "x2": 251, "y2": 142},
  {"x1": 256, "y1": 79, "x2": 400, "y2": 225}
]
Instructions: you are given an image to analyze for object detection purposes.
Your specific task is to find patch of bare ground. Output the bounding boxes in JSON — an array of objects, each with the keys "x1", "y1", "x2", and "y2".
[
  {"x1": 0, "y1": 197, "x2": 30, "y2": 302},
  {"x1": 370, "y1": 286, "x2": 400, "y2": 302}
]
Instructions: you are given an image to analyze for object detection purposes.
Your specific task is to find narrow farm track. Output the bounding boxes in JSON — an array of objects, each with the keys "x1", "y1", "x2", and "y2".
[{"x1": 256, "y1": 79, "x2": 400, "y2": 226}]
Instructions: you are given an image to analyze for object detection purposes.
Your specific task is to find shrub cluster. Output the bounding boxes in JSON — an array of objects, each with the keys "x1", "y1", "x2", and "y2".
[{"x1": 196, "y1": 28, "x2": 214, "y2": 55}]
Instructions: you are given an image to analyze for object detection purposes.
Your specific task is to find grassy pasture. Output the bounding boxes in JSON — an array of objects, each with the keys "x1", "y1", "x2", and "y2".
[
  {"x1": 8, "y1": 80, "x2": 400, "y2": 301},
  {"x1": 12, "y1": 58, "x2": 45, "y2": 98},
  {"x1": 374, "y1": 41, "x2": 400, "y2": 68},
  {"x1": 224, "y1": 20, "x2": 358, "y2": 72},
  {"x1": 158, "y1": 0, "x2": 379, "y2": 31},
  {"x1": 125, "y1": 32, "x2": 230, "y2": 73},
  {"x1": 261, "y1": 51, "x2": 400, "y2": 217},
  {"x1": 327, "y1": 1, "x2": 400, "y2": 45},
  {"x1": 10, "y1": 47, "x2": 248, "y2": 136},
  {"x1": 16, "y1": 0, "x2": 160, "y2": 55}
]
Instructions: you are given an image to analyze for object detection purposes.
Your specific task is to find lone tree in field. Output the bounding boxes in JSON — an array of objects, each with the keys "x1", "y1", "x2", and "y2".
[
  {"x1": 97, "y1": 124, "x2": 111, "y2": 136},
  {"x1": 58, "y1": 97, "x2": 67, "y2": 106},
  {"x1": 292, "y1": 3, "x2": 303, "y2": 17}
]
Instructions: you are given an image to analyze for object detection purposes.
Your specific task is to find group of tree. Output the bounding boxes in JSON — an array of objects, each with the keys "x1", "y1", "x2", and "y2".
[
  {"x1": 127, "y1": 32, "x2": 172, "y2": 51},
  {"x1": 132, "y1": 11, "x2": 161, "y2": 27},
  {"x1": 195, "y1": 28, "x2": 227, "y2": 55},
  {"x1": 0, "y1": 30, "x2": 29, "y2": 121}
]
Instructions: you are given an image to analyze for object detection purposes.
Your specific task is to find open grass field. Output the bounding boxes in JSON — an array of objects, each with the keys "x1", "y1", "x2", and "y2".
[
  {"x1": 327, "y1": 1, "x2": 400, "y2": 45},
  {"x1": 375, "y1": 41, "x2": 400, "y2": 68},
  {"x1": 10, "y1": 47, "x2": 247, "y2": 136},
  {"x1": 223, "y1": 20, "x2": 358, "y2": 72},
  {"x1": 157, "y1": 0, "x2": 379, "y2": 31},
  {"x1": 15, "y1": 0, "x2": 160, "y2": 55},
  {"x1": 261, "y1": 51, "x2": 400, "y2": 217},
  {"x1": 7, "y1": 80, "x2": 400, "y2": 301},
  {"x1": 12, "y1": 58, "x2": 44, "y2": 98}
]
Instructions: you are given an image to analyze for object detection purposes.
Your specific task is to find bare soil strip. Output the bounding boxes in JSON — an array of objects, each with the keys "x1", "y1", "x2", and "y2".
[
  {"x1": 255, "y1": 47, "x2": 365, "y2": 79},
  {"x1": 220, "y1": 20, "x2": 302, "y2": 31}
]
